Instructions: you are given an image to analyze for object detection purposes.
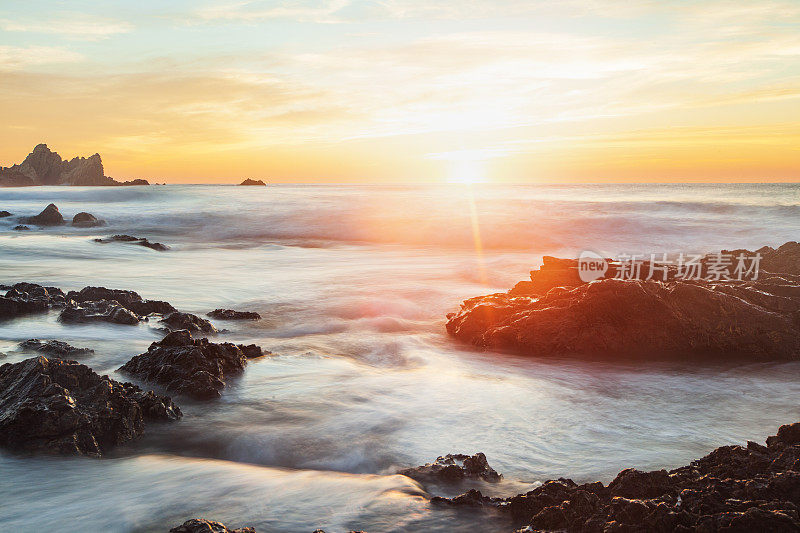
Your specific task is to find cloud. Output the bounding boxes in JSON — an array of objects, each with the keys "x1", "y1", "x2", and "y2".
[
  {"x1": 0, "y1": 17, "x2": 133, "y2": 41},
  {"x1": 195, "y1": 0, "x2": 351, "y2": 23},
  {"x1": 0, "y1": 46, "x2": 83, "y2": 69}
]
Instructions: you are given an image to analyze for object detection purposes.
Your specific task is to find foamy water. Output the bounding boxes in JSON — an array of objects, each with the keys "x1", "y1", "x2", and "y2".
[{"x1": 1, "y1": 183, "x2": 799, "y2": 532}]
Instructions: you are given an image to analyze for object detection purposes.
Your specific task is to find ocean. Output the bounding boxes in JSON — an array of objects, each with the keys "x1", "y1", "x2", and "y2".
[{"x1": 1, "y1": 183, "x2": 799, "y2": 531}]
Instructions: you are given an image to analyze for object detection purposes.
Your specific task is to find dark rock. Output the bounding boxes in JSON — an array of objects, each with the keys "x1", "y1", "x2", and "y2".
[
  {"x1": 120, "y1": 179, "x2": 149, "y2": 186},
  {"x1": 12, "y1": 225, "x2": 30, "y2": 231},
  {"x1": 169, "y1": 519, "x2": 256, "y2": 533},
  {"x1": 160, "y1": 312, "x2": 218, "y2": 335},
  {"x1": 93, "y1": 234, "x2": 169, "y2": 251},
  {"x1": 59, "y1": 300, "x2": 140, "y2": 325},
  {"x1": 18, "y1": 339, "x2": 94, "y2": 358},
  {"x1": 435, "y1": 424, "x2": 800, "y2": 532},
  {"x1": 19, "y1": 203, "x2": 64, "y2": 226},
  {"x1": 0, "y1": 168, "x2": 35, "y2": 187},
  {"x1": 119, "y1": 330, "x2": 248, "y2": 400},
  {"x1": 238, "y1": 179, "x2": 266, "y2": 186},
  {"x1": 208, "y1": 309, "x2": 262, "y2": 320},
  {"x1": 762, "y1": 241, "x2": 800, "y2": 275},
  {"x1": 447, "y1": 273, "x2": 800, "y2": 362},
  {"x1": 400, "y1": 452, "x2": 501, "y2": 484},
  {"x1": 0, "y1": 210, "x2": 11, "y2": 217},
  {"x1": 0, "y1": 356, "x2": 180, "y2": 456},
  {"x1": 237, "y1": 344, "x2": 268, "y2": 358},
  {"x1": 71, "y1": 212, "x2": 103, "y2": 227},
  {"x1": 0, "y1": 282, "x2": 64, "y2": 320},
  {"x1": 65, "y1": 286, "x2": 176, "y2": 316}
]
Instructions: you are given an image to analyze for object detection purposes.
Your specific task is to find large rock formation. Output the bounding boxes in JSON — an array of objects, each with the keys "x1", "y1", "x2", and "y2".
[
  {"x1": 0, "y1": 356, "x2": 181, "y2": 456},
  {"x1": 433, "y1": 423, "x2": 800, "y2": 532},
  {"x1": 446, "y1": 243, "x2": 800, "y2": 361},
  {"x1": 119, "y1": 330, "x2": 250, "y2": 400},
  {"x1": 0, "y1": 144, "x2": 149, "y2": 187}
]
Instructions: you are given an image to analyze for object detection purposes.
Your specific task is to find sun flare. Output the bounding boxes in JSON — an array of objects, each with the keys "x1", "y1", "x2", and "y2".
[{"x1": 446, "y1": 152, "x2": 488, "y2": 184}]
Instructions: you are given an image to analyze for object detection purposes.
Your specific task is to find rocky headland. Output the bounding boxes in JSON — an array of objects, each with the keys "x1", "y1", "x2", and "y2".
[
  {"x1": 446, "y1": 242, "x2": 800, "y2": 361},
  {"x1": 0, "y1": 144, "x2": 149, "y2": 187}
]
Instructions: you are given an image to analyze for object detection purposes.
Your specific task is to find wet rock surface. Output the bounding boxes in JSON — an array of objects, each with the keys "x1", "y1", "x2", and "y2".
[
  {"x1": 71, "y1": 212, "x2": 103, "y2": 227},
  {"x1": 170, "y1": 519, "x2": 257, "y2": 533},
  {"x1": 60, "y1": 299, "x2": 140, "y2": 325},
  {"x1": 12, "y1": 225, "x2": 30, "y2": 231},
  {"x1": 93, "y1": 234, "x2": 169, "y2": 251},
  {"x1": 66, "y1": 285, "x2": 176, "y2": 316},
  {"x1": 119, "y1": 330, "x2": 249, "y2": 400},
  {"x1": 0, "y1": 283, "x2": 65, "y2": 320},
  {"x1": 447, "y1": 243, "x2": 800, "y2": 361},
  {"x1": 401, "y1": 453, "x2": 502, "y2": 484},
  {"x1": 434, "y1": 423, "x2": 800, "y2": 532},
  {"x1": 0, "y1": 210, "x2": 11, "y2": 217},
  {"x1": 18, "y1": 339, "x2": 94, "y2": 358},
  {"x1": 160, "y1": 312, "x2": 218, "y2": 335},
  {"x1": 19, "y1": 203, "x2": 64, "y2": 226},
  {"x1": 208, "y1": 309, "x2": 262, "y2": 320},
  {"x1": 0, "y1": 356, "x2": 181, "y2": 456}
]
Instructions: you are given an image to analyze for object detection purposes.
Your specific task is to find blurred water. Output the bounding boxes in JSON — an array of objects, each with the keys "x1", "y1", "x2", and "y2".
[{"x1": 0, "y1": 183, "x2": 799, "y2": 532}]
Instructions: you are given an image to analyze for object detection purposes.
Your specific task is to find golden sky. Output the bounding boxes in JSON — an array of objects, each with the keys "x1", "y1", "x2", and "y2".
[{"x1": 1, "y1": 0, "x2": 799, "y2": 183}]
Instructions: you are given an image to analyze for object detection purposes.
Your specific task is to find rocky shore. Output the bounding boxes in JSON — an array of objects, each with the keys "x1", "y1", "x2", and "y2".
[
  {"x1": 431, "y1": 423, "x2": 800, "y2": 532},
  {"x1": 447, "y1": 242, "x2": 800, "y2": 361}
]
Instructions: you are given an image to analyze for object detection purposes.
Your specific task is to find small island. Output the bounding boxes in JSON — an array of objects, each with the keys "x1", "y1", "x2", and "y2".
[
  {"x1": 0, "y1": 144, "x2": 149, "y2": 187},
  {"x1": 238, "y1": 179, "x2": 267, "y2": 186}
]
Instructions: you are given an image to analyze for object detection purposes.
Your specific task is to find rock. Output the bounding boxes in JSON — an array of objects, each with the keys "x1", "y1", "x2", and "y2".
[
  {"x1": 93, "y1": 234, "x2": 169, "y2": 251},
  {"x1": 71, "y1": 212, "x2": 103, "y2": 227},
  {"x1": 18, "y1": 339, "x2": 94, "y2": 358},
  {"x1": 119, "y1": 330, "x2": 248, "y2": 400},
  {"x1": 19, "y1": 203, "x2": 64, "y2": 226},
  {"x1": 0, "y1": 211, "x2": 11, "y2": 217},
  {"x1": 170, "y1": 519, "x2": 256, "y2": 533},
  {"x1": 59, "y1": 300, "x2": 140, "y2": 325},
  {"x1": 238, "y1": 179, "x2": 266, "y2": 186},
  {"x1": 160, "y1": 312, "x2": 218, "y2": 335},
  {"x1": 237, "y1": 344, "x2": 268, "y2": 358},
  {"x1": 207, "y1": 309, "x2": 262, "y2": 320},
  {"x1": 65, "y1": 286, "x2": 176, "y2": 316},
  {"x1": 762, "y1": 241, "x2": 800, "y2": 276},
  {"x1": 447, "y1": 258, "x2": 800, "y2": 361},
  {"x1": 0, "y1": 282, "x2": 64, "y2": 320},
  {"x1": 0, "y1": 356, "x2": 180, "y2": 456},
  {"x1": 435, "y1": 424, "x2": 800, "y2": 532},
  {"x1": 12, "y1": 225, "x2": 29, "y2": 231},
  {"x1": 120, "y1": 179, "x2": 150, "y2": 186},
  {"x1": 400, "y1": 453, "x2": 501, "y2": 484},
  {"x1": 0, "y1": 144, "x2": 145, "y2": 187}
]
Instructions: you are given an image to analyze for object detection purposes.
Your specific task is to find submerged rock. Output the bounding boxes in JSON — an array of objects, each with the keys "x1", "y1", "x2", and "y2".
[
  {"x1": 160, "y1": 312, "x2": 218, "y2": 335},
  {"x1": 119, "y1": 330, "x2": 248, "y2": 400},
  {"x1": 0, "y1": 356, "x2": 181, "y2": 456},
  {"x1": 170, "y1": 519, "x2": 256, "y2": 533},
  {"x1": 12, "y1": 225, "x2": 30, "y2": 231},
  {"x1": 19, "y1": 203, "x2": 64, "y2": 226},
  {"x1": 93, "y1": 234, "x2": 169, "y2": 251},
  {"x1": 400, "y1": 453, "x2": 502, "y2": 484},
  {"x1": 71, "y1": 212, "x2": 103, "y2": 227},
  {"x1": 18, "y1": 339, "x2": 94, "y2": 358},
  {"x1": 435, "y1": 423, "x2": 800, "y2": 532},
  {"x1": 238, "y1": 179, "x2": 266, "y2": 186},
  {"x1": 0, "y1": 210, "x2": 11, "y2": 217},
  {"x1": 207, "y1": 309, "x2": 262, "y2": 320},
  {"x1": 66, "y1": 286, "x2": 176, "y2": 316},
  {"x1": 60, "y1": 299, "x2": 140, "y2": 325},
  {"x1": 237, "y1": 343, "x2": 268, "y2": 358}
]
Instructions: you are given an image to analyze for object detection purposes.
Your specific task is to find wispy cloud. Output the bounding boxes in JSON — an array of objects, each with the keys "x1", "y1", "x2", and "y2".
[
  {"x1": 0, "y1": 46, "x2": 83, "y2": 69},
  {"x1": 0, "y1": 16, "x2": 133, "y2": 41}
]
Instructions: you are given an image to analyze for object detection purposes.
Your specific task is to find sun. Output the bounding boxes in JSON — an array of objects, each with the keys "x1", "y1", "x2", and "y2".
[{"x1": 446, "y1": 152, "x2": 488, "y2": 184}]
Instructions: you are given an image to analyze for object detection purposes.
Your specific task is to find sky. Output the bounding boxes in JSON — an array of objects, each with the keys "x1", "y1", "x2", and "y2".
[{"x1": 1, "y1": 0, "x2": 799, "y2": 183}]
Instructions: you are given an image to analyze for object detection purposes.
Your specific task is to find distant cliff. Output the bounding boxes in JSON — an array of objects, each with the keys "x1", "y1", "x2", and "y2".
[{"x1": 0, "y1": 144, "x2": 149, "y2": 187}]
